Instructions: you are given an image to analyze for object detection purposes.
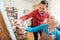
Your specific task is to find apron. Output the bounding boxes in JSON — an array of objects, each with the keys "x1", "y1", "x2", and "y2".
[{"x1": 40, "y1": 27, "x2": 56, "y2": 40}]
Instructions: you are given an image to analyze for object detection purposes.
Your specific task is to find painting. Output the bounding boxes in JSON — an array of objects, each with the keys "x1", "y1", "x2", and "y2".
[
  {"x1": 23, "y1": 9, "x2": 32, "y2": 27},
  {"x1": 23, "y1": 9, "x2": 30, "y2": 14}
]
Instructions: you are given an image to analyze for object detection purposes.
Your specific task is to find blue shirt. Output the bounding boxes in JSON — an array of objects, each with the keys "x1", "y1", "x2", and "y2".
[
  {"x1": 26, "y1": 24, "x2": 47, "y2": 32},
  {"x1": 26, "y1": 24, "x2": 60, "y2": 40}
]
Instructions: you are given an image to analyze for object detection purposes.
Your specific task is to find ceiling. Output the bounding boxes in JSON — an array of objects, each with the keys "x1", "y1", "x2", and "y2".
[
  {"x1": 23, "y1": 0, "x2": 49, "y2": 4},
  {"x1": 23, "y1": 0, "x2": 42, "y2": 3}
]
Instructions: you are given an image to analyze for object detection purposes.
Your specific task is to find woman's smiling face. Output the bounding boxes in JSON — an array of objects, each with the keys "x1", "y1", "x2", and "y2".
[
  {"x1": 47, "y1": 16, "x2": 55, "y2": 25},
  {"x1": 47, "y1": 16, "x2": 56, "y2": 28}
]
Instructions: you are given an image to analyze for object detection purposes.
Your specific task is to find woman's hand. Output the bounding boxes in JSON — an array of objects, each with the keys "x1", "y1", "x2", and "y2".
[
  {"x1": 13, "y1": 19, "x2": 20, "y2": 27},
  {"x1": 13, "y1": 19, "x2": 26, "y2": 30}
]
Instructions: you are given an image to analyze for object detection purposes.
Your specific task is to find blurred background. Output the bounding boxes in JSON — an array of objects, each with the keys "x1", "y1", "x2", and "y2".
[{"x1": 0, "y1": 0, "x2": 60, "y2": 40}]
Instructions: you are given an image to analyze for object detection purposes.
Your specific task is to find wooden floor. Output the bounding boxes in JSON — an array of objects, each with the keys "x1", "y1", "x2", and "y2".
[{"x1": 27, "y1": 32, "x2": 40, "y2": 40}]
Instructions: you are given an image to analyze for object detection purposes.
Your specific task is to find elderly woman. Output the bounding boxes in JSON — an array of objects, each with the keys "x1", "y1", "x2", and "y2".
[
  {"x1": 14, "y1": 16, "x2": 60, "y2": 40},
  {"x1": 25, "y1": 16, "x2": 60, "y2": 40}
]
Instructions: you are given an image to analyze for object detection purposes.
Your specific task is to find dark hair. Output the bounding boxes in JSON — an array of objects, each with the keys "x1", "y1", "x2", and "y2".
[{"x1": 39, "y1": 0, "x2": 48, "y2": 8}]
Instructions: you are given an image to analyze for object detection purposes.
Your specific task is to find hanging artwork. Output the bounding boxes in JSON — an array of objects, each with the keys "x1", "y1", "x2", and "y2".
[
  {"x1": 6, "y1": 7, "x2": 27, "y2": 40},
  {"x1": 23, "y1": 9, "x2": 32, "y2": 27},
  {"x1": 23, "y1": 9, "x2": 30, "y2": 14},
  {"x1": 6, "y1": 7, "x2": 18, "y2": 26}
]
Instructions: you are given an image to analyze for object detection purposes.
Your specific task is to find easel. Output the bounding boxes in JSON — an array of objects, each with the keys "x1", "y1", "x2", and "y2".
[{"x1": 0, "y1": 0, "x2": 16, "y2": 40}]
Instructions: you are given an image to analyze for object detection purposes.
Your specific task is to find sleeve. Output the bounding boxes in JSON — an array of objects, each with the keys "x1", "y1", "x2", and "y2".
[
  {"x1": 20, "y1": 10, "x2": 35, "y2": 21},
  {"x1": 47, "y1": 13, "x2": 50, "y2": 18},
  {"x1": 44, "y1": 11, "x2": 50, "y2": 23},
  {"x1": 26, "y1": 24, "x2": 47, "y2": 32},
  {"x1": 56, "y1": 28, "x2": 60, "y2": 40},
  {"x1": 46, "y1": 11, "x2": 50, "y2": 18}
]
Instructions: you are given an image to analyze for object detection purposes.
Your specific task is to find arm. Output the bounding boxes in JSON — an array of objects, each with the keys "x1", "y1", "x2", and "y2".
[
  {"x1": 26, "y1": 24, "x2": 47, "y2": 32},
  {"x1": 20, "y1": 10, "x2": 35, "y2": 22},
  {"x1": 14, "y1": 10, "x2": 35, "y2": 27}
]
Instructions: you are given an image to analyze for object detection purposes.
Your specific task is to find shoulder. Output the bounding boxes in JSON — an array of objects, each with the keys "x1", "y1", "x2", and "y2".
[
  {"x1": 55, "y1": 28, "x2": 60, "y2": 40},
  {"x1": 55, "y1": 28, "x2": 60, "y2": 34},
  {"x1": 45, "y1": 11, "x2": 50, "y2": 15},
  {"x1": 44, "y1": 11, "x2": 50, "y2": 18},
  {"x1": 32, "y1": 9, "x2": 38, "y2": 12},
  {"x1": 29, "y1": 9, "x2": 37, "y2": 14},
  {"x1": 29, "y1": 9, "x2": 38, "y2": 16}
]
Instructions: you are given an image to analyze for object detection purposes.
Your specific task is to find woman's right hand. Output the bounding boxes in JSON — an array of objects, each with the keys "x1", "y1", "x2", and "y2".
[
  {"x1": 13, "y1": 19, "x2": 26, "y2": 30},
  {"x1": 13, "y1": 19, "x2": 21, "y2": 27}
]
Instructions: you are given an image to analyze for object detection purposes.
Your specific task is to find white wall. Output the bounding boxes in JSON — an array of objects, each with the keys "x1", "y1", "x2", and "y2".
[
  {"x1": 4, "y1": 0, "x2": 33, "y2": 26},
  {"x1": 50, "y1": 0, "x2": 60, "y2": 25},
  {"x1": 4, "y1": 0, "x2": 33, "y2": 16}
]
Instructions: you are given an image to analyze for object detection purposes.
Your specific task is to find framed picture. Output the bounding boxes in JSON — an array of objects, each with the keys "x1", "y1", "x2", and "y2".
[
  {"x1": 6, "y1": 7, "x2": 18, "y2": 21},
  {"x1": 23, "y1": 9, "x2": 30, "y2": 14},
  {"x1": 5, "y1": 7, "x2": 18, "y2": 28},
  {"x1": 23, "y1": 9, "x2": 32, "y2": 27}
]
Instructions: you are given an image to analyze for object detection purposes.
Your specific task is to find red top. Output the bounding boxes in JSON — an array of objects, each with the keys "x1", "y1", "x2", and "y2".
[{"x1": 20, "y1": 9, "x2": 50, "y2": 26}]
